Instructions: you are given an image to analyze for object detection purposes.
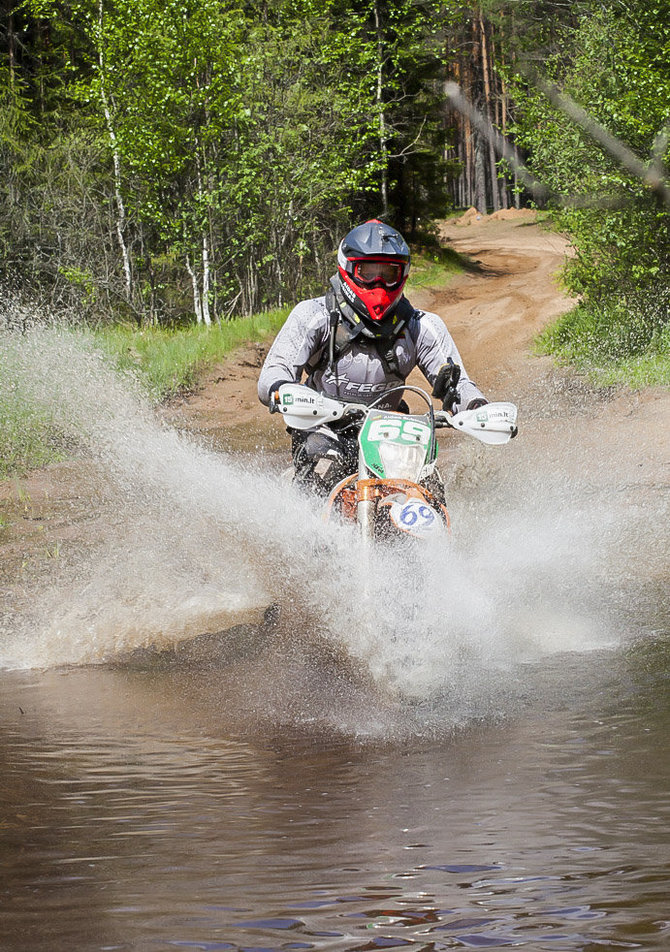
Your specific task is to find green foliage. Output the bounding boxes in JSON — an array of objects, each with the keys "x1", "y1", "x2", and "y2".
[
  {"x1": 4, "y1": 0, "x2": 669, "y2": 392},
  {"x1": 0, "y1": 56, "x2": 126, "y2": 316},
  {"x1": 2, "y1": 0, "x2": 458, "y2": 322},
  {"x1": 536, "y1": 299, "x2": 670, "y2": 387},
  {"x1": 324, "y1": 0, "x2": 451, "y2": 228},
  {"x1": 511, "y1": 2, "x2": 670, "y2": 373}
]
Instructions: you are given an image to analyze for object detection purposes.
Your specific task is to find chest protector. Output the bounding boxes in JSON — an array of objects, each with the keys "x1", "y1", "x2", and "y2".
[{"x1": 308, "y1": 277, "x2": 420, "y2": 383}]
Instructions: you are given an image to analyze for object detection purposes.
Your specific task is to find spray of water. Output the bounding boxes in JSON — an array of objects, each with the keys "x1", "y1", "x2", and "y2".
[
  {"x1": 1, "y1": 327, "x2": 658, "y2": 719},
  {"x1": 0, "y1": 327, "x2": 353, "y2": 668}
]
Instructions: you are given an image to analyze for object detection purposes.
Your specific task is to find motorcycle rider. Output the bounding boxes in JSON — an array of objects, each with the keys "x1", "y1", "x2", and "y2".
[{"x1": 258, "y1": 219, "x2": 488, "y2": 495}]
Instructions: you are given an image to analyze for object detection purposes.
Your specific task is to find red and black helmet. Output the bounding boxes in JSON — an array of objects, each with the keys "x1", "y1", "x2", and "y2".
[{"x1": 337, "y1": 220, "x2": 411, "y2": 323}]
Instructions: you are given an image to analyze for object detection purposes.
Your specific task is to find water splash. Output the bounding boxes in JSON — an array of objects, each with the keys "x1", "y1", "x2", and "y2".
[{"x1": 0, "y1": 327, "x2": 657, "y2": 715}]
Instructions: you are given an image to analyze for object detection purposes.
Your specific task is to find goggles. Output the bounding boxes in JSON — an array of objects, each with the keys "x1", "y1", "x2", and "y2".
[{"x1": 352, "y1": 259, "x2": 404, "y2": 288}]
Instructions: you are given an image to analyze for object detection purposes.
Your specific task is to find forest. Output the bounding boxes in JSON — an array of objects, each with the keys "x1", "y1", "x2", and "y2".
[{"x1": 1, "y1": 0, "x2": 669, "y2": 373}]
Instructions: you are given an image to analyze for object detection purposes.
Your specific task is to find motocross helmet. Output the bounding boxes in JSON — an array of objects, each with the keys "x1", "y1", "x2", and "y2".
[{"x1": 337, "y1": 220, "x2": 411, "y2": 324}]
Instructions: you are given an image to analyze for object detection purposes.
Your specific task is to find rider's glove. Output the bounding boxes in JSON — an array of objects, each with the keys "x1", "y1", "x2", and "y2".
[
  {"x1": 432, "y1": 360, "x2": 461, "y2": 413},
  {"x1": 268, "y1": 380, "x2": 290, "y2": 413}
]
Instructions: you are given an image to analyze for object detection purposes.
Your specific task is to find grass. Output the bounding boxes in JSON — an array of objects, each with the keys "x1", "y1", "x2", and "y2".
[
  {"x1": 0, "y1": 307, "x2": 289, "y2": 479},
  {"x1": 407, "y1": 245, "x2": 466, "y2": 290},
  {"x1": 0, "y1": 395, "x2": 70, "y2": 479},
  {"x1": 86, "y1": 306, "x2": 291, "y2": 400},
  {"x1": 591, "y1": 353, "x2": 670, "y2": 389},
  {"x1": 536, "y1": 300, "x2": 670, "y2": 389}
]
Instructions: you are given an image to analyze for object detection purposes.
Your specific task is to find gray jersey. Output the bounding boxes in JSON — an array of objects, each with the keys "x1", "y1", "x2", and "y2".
[{"x1": 258, "y1": 295, "x2": 485, "y2": 411}]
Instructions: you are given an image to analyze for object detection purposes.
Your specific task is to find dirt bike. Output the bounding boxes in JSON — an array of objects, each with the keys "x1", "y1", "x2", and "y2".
[{"x1": 273, "y1": 380, "x2": 518, "y2": 545}]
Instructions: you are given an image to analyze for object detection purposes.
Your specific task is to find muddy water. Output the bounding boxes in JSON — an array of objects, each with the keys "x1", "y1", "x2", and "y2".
[
  {"x1": 2, "y1": 328, "x2": 670, "y2": 950},
  {"x1": 2, "y1": 638, "x2": 670, "y2": 952}
]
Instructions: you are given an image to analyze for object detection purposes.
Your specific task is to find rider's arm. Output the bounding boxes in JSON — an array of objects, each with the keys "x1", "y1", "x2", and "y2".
[
  {"x1": 257, "y1": 299, "x2": 329, "y2": 406},
  {"x1": 414, "y1": 312, "x2": 486, "y2": 412}
]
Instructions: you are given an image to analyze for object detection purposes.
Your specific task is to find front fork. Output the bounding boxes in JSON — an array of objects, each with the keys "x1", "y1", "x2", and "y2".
[{"x1": 356, "y1": 457, "x2": 375, "y2": 543}]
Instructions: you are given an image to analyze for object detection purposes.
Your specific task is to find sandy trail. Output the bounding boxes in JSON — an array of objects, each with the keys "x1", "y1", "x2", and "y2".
[
  {"x1": 427, "y1": 214, "x2": 668, "y2": 500},
  {"x1": 162, "y1": 210, "x2": 574, "y2": 443},
  {"x1": 412, "y1": 211, "x2": 574, "y2": 393},
  {"x1": 168, "y1": 210, "x2": 668, "y2": 498}
]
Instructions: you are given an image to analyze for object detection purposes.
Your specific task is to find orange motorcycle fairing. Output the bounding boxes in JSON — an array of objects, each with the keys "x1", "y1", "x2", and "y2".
[{"x1": 323, "y1": 476, "x2": 450, "y2": 531}]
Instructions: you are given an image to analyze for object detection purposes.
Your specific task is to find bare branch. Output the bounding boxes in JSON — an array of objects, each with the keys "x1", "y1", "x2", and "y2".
[
  {"x1": 445, "y1": 81, "x2": 670, "y2": 210},
  {"x1": 388, "y1": 116, "x2": 428, "y2": 160},
  {"x1": 532, "y1": 76, "x2": 670, "y2": 207}
]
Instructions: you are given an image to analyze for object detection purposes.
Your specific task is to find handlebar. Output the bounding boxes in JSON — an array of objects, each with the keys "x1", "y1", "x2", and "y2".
[
  {"x1": 433, "y1": 410, "x2": 452, "y2": 428},
  {"x1": 273, "y1": 382, "x2": 517, "y2": 445}
]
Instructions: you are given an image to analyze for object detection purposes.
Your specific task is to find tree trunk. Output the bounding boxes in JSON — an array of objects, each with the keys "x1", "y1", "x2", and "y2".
[
  {"x1": 478, "y1": 12, "x2": 499, "y2": 212},
  {"x1": 374, "y1": 0, "x2": 389, "y2": 218},
  {"x1": 461, "y1": 53, "x2": 475, "y2": 207},
  {"x1": 474, "y1": 136, "x2": 487, "y2": 213},
  {"x1": 185, "y1": 254, "x2": 203, "y2": 323},
  {"x1": 7, "y1": 3, "x2": 16, "y2": 88},
  {"x1": 201, "y1": 234, "x2": 211, "y2": 326},
  {"x1": 96, "y1": 0, "x2": 132, "y2": 305},
  {"x1": 493, "y1": 27, "x2": 509, "y2": 209}
]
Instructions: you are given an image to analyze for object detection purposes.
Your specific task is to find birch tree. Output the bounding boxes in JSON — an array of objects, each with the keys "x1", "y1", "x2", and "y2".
[{"x1": 94, "y1": 0, "x2": 132, "y2": 303}]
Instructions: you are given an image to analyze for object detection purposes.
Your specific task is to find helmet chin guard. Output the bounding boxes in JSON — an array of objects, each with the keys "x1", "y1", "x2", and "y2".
[{"x1": 337, "y1": 220, "x2": 410, "y2": 324}]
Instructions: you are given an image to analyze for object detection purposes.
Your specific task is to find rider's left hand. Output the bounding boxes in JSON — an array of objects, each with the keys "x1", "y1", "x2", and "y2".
[{"x1": 268, "y1": 380, "x2": 290, "y2": 412}]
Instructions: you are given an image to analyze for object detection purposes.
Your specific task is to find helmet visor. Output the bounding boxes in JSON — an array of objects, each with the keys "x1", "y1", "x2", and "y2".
[{"x1": 353, "y1": 260, "x2": 404, "y2": 288}]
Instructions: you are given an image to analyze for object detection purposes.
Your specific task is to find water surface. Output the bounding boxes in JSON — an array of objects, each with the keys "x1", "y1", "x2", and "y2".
[{"x1": 2, "y1": 637, "x2": 670, "y2": 951}]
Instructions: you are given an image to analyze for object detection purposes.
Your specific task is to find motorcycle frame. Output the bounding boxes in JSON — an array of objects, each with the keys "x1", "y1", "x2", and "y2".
[{"x1": 323, "y1": 385, "x2": 451, "y2": 542}]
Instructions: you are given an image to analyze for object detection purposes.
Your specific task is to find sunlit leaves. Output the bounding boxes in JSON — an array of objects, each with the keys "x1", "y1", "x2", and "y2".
[{"x1": 510, "y1": 0, "x2": 670, "y2": 357}]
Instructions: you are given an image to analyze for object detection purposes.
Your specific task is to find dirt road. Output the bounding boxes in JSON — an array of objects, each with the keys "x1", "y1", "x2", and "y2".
[
  {"x1": 167, "y1": 209, "x2": 667, "y2": 476},
  {"x1": 164, "y1": 210, "x2": 574, "y2": 445},
  {"x1": 433, "y1": 213, "x2": 668, "y2": 500}
]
